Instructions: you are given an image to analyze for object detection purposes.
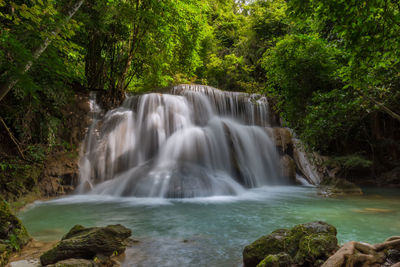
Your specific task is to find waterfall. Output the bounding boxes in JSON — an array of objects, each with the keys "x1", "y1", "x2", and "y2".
[{"x1": 77, "y1": 84, "x2": 286, "y2": 198}]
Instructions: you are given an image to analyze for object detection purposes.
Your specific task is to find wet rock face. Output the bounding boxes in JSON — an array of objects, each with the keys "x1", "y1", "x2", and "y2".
[
  {"x1": 40, "y1": 224, "x2": 131, "y2": 266},
  {"x1": 243, "y1": 221, "x2": 339, "y2": 267},
  {"x1": 270, "y1": 128, "x2": 293, "y2": 157},
  {"x1": 280, "y1": 155, "x2": 296, "y2": 182}
]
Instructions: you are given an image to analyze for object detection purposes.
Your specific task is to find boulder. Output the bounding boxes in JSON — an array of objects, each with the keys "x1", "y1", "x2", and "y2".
[
  {"x1": 317, "y1": 177, "x2": 362, "y2": 197},
  {"x1": 40, "y1": 224, "x2": 131, "y2": 266},
  {"x1": 280, "y1": 155, "x2": 296, "y2": 181},
  {"x1": 243, "y1": 221, "x2": 338, "y2": 267}
]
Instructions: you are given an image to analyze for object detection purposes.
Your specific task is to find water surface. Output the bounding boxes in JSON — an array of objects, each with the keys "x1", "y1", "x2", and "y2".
[{"x1": 20, "y1": 186, "x2": 400, "y2": 267}]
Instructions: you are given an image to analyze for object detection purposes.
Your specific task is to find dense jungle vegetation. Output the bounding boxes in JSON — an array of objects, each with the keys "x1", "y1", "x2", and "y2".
[{"x1": 0, "y1": 0, "x2": 399, "y2": 181}]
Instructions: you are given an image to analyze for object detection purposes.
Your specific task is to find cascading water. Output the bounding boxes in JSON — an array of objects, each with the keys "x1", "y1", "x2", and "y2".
[{"x1": 77, "y1": 85, "x2": 285, "y2": 198}]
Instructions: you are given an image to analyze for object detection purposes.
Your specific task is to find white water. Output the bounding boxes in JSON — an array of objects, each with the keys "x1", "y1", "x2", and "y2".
[{"x1": 77, "y1": 85, "x2": 285, "y2": 198}]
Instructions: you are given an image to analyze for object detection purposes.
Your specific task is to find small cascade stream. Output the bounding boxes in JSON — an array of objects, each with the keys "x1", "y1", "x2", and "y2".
[{"x1": 78, "y1": 84, "x2": 286, "y2": 198}]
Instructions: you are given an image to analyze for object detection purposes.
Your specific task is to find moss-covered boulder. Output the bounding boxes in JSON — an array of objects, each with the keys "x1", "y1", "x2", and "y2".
[
  {"x1": 40, "y1": 224, "x2": 131, "y2": 266},
  {"x1": 318, "y1": 177, "x2": 363, "y2": 197},
  {"x1": 243, "y1": 221, "x2": 338, "y2": 267},
  {"x1": 0, "y1": 197, "x2": 30, "y2": 266}
]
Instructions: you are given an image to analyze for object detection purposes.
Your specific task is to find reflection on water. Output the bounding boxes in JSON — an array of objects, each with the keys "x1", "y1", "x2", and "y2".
[{"x1": 19, "y1": 186, "x2": 400, "y2": 267}]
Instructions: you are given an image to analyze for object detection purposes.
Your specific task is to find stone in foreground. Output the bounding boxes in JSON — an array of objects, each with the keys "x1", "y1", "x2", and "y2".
[
  {"x1": 40, "y1": 224, "x2": 131, "y2": 266},
  {"x1": 243, "y1": 221, "x2": 338, "y2": 267},
  {"x1": 46, "y1": 258, "x2": 96, "y2": 267}
]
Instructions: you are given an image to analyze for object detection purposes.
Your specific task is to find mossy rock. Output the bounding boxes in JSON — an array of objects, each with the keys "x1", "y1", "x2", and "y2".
[
  {"x1": 243, "y1": 221, "x2": 338, "y2": 267},
  {"x1": 294, "y1": 233, "x2": 338, "y2": 265},
  {"x1": 243, "y1": 229, "x2": 289, "y2": 267},
  {"x1": 40, "y1": 224, "x2": 131, "y2": 266},
  {"x1": 0, "y1": 197, "x2": 30, "y2": 266},
  {"x1": 257, "y1": 253, "x2": 292, "y2": 267}
]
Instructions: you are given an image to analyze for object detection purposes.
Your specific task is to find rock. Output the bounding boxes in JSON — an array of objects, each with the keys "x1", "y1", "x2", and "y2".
[
  {"x1": 46, "y1": 258, "x2": 96, "y2": 267},
  {"x1": 243, "y1": 229, "x2": 289, "y2": 267},
  {"x1": 40, "y1": 224, "x2": 131, "y2": 266},
  {"x1": 280, "y1": 155, "x2": 296, "y2": 181},
  {"x1": 9, "y1": 259, "x2": 40, "y2": 267},
  {"x1": 292, "y1": 138, "x2": 322, "y2": 185},
  {"x1": 243, "y1": 221, "x2": 338, "y2": 267},
  {"x1": 0, "y1": 197, "x2": 30, "y2": 266},
  {"x1": 271, "y1": 128, "x2": 293, "y2": 156},
  {"x1": 318, "y1": 177, "x2": 363, "y2": 197},
  {"x1": 322, "y1": 236, "x2": 400, "y2": 267}
]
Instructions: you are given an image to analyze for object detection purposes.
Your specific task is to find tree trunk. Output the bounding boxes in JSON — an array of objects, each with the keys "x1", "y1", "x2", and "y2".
[{"x1": 0, "y1": 0, "x2": 85, "y2": 102}]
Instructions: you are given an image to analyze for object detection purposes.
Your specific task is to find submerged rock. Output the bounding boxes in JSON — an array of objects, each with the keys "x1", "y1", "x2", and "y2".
[
  {"x1": 40, "y1": 224, "x2": 131, "y2": 266},
  {"x1": 317, "y1": 177, "x2": 362, "y2": 197},
  {"x1": 0, "y1": 197, "x2": 30, "y2": 266},
  {"x1": 243, "y1": 221, "x2": 338, "y2": 267}
]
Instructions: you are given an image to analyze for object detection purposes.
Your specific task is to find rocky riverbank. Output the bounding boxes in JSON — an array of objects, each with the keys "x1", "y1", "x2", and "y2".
[{"x1": 6, "y1": 224, "x2": 131, "y2": 267}]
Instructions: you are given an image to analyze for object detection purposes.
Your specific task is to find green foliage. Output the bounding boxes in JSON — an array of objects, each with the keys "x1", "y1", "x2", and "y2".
[
  {"x1": 301, "y1": 89, "x2": 367, "y2": 151},
  {"x1": 80, "y1": 0, "x2": 208, "y2": 92},
  {"x1": 1, "y1": 0, "x2": 399, "y2": 173},
  {"x1": 262, "y1": 34, "x2": 341, "y2": 129},
  {"x1": 288, "y1": 0, "x2": 400, "y2": 119},
  {"x1": 26, "y1": 144, "x2": 46, "y2": 162},
  {"x1": 324, "y1": 154, "x2": 373, "y2": 172}
]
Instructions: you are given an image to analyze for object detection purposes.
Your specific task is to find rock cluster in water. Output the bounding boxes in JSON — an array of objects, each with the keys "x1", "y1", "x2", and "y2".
[
  {"x1": 242, "y1": 221, "x2": 339, "y2": 267},
  {"x1": 40, "y1": 224, "x2": 131, "y2": 266}
]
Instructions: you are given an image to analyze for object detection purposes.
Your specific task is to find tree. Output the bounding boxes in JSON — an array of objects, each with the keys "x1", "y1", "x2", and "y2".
[
  {"x1": 288, "y1": 0, "x2": 400, "y2": 122},
  {"x1": 0, "y1": 0, "x2": 84, "y2": 102},
  {"x1": 261, "y1": 34, "x2": 342, "y2": 129},
  {"x1": 80, "y1": 0, "x2": 207, "y2": 95}
]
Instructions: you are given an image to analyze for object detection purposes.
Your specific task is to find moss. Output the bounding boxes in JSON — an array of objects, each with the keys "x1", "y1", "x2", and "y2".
[
  {"x1": 0, "y1": 197, "x2": 30, "y2": 266},
  {"x1": 257, "y1": 254, "x2": 279, "y2": 267},
  {"x1": 243, "y1": 229, "x2": 289, "y2": 267},
  {"x1": 295, "y1": 233, "x2": 338, "y2": 265},
  {"x1": 257, "y1": 253, "x2": 292, "y2": 267}
]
